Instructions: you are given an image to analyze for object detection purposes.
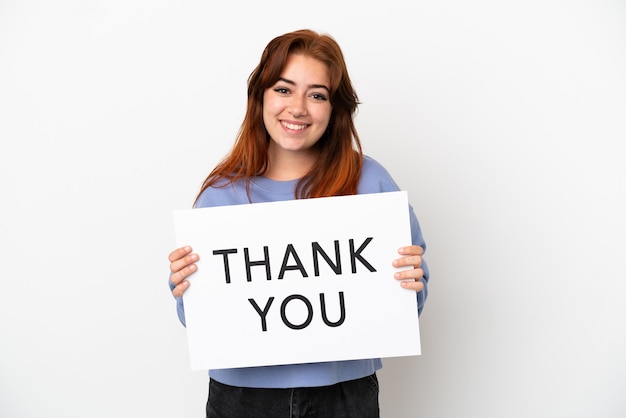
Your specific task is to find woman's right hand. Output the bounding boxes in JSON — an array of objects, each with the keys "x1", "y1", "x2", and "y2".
[{"x1": 169, "y1": 246, "x2": 199, "y2": 297}]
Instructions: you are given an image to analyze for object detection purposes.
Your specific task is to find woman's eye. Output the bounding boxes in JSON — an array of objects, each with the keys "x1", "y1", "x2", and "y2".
[
  {"x1": 274, "y1": 87, "x2": 289, "y2": 94},
  {"x1": 311, "y1": 93, "x2": 328, "y2": 101}
]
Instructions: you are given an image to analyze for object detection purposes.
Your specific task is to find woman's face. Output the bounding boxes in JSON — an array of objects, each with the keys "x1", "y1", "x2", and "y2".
[{"x1": 263, "y1": 54, "x2": 332, "y2": 160}]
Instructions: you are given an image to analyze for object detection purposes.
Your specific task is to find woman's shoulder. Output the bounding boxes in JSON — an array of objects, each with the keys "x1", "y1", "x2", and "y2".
[
  {"x1": 194, "y1": 178, "x2": 249, "y2": 208},
  {"x1": 362, "y1": 154, "x2": 389, "y2": 174},
  {"x1": 358, "y1": 155, "x2": 401, "y2": 193}
]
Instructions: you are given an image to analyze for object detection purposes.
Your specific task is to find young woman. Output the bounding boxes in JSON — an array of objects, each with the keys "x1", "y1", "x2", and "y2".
[{"x1": 168, "y1": 29, "x2": 429, "y2": 417}]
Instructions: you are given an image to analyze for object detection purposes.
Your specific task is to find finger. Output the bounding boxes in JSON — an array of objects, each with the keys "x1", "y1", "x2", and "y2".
[
  {"x1": 394, "y1": 267, "x2": 424, "y2": 281},
  {"x1": 169, "y1": 246, "x2": 193, "y2": 263},
  {"x1": 400, "y1": 279, "x2": 425, "y2": 292},
  {"x1": 172, "y1": 280, "x2": 190, "y2": 298},
  {"x1": 169, "y1": 252, "x2": 199, "y2": 275},
  {"x1": 392, "y1": 255, "x2": 422, "y2": 269},
  {"x1": 398, "y1": 245, "x2": 424, "y2": 256},
  {"x1": 170, "y1": 263, "x2": 198, "y2": 286}
]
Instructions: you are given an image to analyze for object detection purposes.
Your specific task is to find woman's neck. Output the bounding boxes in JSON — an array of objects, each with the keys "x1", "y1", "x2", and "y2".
[{"x1": 265, "y1": 147, "x2": 318, "y2": 181}]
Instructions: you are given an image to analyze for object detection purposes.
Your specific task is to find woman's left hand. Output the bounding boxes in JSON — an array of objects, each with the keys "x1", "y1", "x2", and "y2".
[{"x1": 392, "y1": 245, "x2": 425, "y2": 292}]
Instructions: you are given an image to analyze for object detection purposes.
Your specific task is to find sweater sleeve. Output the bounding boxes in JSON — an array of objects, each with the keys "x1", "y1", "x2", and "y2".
[
  {"x1": 168, "y1": 275, "x2": 187, "y2": 327},
  {"x1": 409, "y1": 203, "x2": 429, "y2": 316},
  {"x1": 359, "y1": 156, "x2": 430, "y2": 316}
]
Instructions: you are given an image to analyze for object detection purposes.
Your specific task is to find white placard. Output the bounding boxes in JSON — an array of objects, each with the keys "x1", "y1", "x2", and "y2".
[{"x1": 173, "y1": 190, "x2": 420, "y2": 370}]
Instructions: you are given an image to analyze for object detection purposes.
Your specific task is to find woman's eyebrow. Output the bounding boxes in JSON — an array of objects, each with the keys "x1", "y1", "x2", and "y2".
[{"x1": 277, "y1": 77, "x2": 330, "y2": 92}]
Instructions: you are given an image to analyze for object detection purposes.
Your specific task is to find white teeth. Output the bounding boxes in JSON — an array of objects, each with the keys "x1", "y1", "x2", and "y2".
[{"x1": 282, "y1": 122, "x2": 307, "y2": 130}]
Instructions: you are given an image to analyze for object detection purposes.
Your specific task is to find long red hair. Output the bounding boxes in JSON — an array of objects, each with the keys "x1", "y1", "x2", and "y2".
[{"x1": 194, "y1": 29, "x2": 363, "y2": 205}]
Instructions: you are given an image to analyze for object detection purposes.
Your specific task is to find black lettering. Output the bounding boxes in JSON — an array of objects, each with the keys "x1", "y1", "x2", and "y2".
[
  {"x1": 280, "y1": 294, "x2": 313, "y2": 330},
  {"x1": 248, "y1": 297, "x2": 275, "y2": 332},
  {"x1": 312, "y1": 241, "x2": 342, "y2": 276},
  {"x1": 349, "y1": 237, "x2": 377, "y2": 273},
  {"x1": 212, "y1": 248, "x2": 238, "y2": 284},
  {"x1": 320, "y1": 292, "x2": 346, "y2": 327},
  {"x1": 244, "y1": 246, "x2": 271, "y2": 282},
  {"x1": 278, "y1": 244, "x2": 309, "y2": 279}
]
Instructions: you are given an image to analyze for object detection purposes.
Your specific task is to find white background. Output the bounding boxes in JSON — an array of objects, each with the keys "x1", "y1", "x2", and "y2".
[{"x1": 1, "y1": 1, "x2": 624, "y2": 417}]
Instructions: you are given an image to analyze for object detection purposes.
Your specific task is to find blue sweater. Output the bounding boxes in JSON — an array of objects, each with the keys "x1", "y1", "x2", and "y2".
[{"x1": 171, "y1": 155, "x2": 429, "y2": 388}]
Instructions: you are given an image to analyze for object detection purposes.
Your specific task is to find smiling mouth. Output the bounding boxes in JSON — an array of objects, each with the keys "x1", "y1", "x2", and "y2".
[{"x1": 281, "y1": 121, "x2": 309, "y2": 131}]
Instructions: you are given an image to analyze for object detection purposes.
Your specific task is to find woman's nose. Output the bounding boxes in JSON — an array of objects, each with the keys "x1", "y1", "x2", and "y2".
[{"x1": 288, "y1": 96, "x2": 307, "y2": 118}]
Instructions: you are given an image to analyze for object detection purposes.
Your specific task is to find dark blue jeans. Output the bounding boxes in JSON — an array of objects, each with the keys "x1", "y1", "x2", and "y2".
[{"x1": 206, "y1": 373, "x2": 380, "y2": 417}]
